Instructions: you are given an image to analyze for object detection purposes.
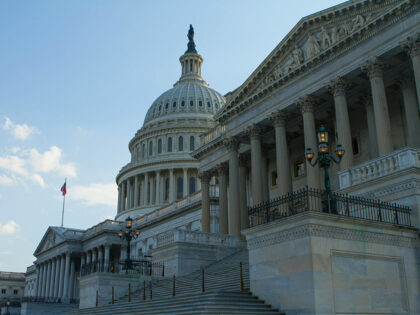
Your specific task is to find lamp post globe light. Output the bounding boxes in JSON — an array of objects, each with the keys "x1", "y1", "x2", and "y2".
[
  {"x1": 305, "y1": 125, "x2": 345, "y2": 211},
  {"x1": 118, "y1": 217, "x2": 140, "y2": 272},
  {"x1": 6, "y1": 300, "x2": 10, "y2": 315}
]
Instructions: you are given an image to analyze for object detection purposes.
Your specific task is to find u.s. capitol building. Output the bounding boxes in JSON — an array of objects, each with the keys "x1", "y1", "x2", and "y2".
[{"x1": 21, "y1": 0, "x2": 420, "y2": 314}]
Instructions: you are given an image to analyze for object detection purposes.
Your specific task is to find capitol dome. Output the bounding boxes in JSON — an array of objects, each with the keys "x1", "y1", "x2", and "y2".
[{"x1": 115, "y1": 25, "x2": 225, "y2": 221}]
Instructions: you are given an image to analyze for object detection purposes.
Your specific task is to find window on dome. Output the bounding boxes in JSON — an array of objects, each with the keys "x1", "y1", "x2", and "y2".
[
  {"x1": 173, "y1": 101, "x2": 177, "y2": 108},
  {"x1": 177, "y1": 177, "x2": 183, "y2": 200},
  {"x1": 159, "y1": 105, "x2": 162, "y2": 111},
  {"x1": 199, "y1": 100, "x2": 202, "y2": 106},
  {"x1": 149, "y1": 141, "x2": 153, "y2": 156},
  {"x1": 178, "y1": 136, "x2": 183, "y2": 151},
  {"x1": 190, "y1": 136, "x2": 195, "y2": 151},
  {"x1": 189, "y1": 177, "x2": 196, "y2": 194},
  {"x1": 181, "y1": 100, "x2": 185, "y2": 107},
  {"x1": 158, "y1": 139, "x2": 162, "y2": 154},
  {"x1": 215, "y1": 103, "x2": 219, "y2": 109},
  {"x1": 207, "y1": 101, "x2": 211, "y2": 108},
  {"x1": 190, "y1": 100, "x2": 194, "y2": 106},
  {"x1": 165, "y1": 103, "x2": 169, "y2": 109},
  {"x1": 168, "y1": 137, "x2": 172, "y2": 152}
]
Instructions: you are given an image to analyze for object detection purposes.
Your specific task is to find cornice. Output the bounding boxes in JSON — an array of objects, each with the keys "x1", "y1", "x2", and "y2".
[{"x1": 215, "y1": 0, "x2": 416, "y2": 123}]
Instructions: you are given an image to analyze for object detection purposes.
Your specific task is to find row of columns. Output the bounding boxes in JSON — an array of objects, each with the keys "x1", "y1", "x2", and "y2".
[
  {"x1": 200, "y1": 44, "x2": 420, "y2": 237},
  {"x1": 118, "y1": 168, "x2": 200, "y2": 213},
  {"x1": 34, "y1": 252, "x2": 73, "y2": 300},
  {"x1": 80, "y1": 245, "x2": 111, "y2": 273}
]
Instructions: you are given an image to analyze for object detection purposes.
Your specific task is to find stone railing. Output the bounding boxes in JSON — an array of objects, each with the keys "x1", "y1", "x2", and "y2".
[
  {"x1": 83, "y1": 219, "x2": 122, "y2": 238},
  {"x1": 136, "y1": 186, "x2": 219, "y2": 226},
  {"x1": 156, "y1": 229, "x2": 242, "y2": 248},
  {"x1": 338, "y1": 147, "x2": 420, "y2": 189},
  {"x1": 200, "y1": 124, "x2": 226, "y2": 145}
]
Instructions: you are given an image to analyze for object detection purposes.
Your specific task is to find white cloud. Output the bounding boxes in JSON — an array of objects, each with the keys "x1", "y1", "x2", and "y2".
[
  {"x1": 0, "y1": 146, "x2": 76, "y2": 187},
  {"x1": 0, "y1": 174, "x2": 15, "y2": 186},
  {"x1": 3, "y1": 117, "x2": 38, "y2": 140},
  {"x1": 0, "y1": 221, "x2": 19, "y2": 234},
  {"x1": 71, "y1": 183, "x2": 117, "y2": 208}
]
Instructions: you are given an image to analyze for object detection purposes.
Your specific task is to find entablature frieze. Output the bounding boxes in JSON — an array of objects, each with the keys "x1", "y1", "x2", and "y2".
[{"x1": 215, "y1": 0, "x2": 418, "y2": 123}]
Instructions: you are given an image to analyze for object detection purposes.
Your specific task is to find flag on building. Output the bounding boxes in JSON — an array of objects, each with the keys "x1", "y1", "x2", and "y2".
[{"x1": 60, "y1": 181, "x2": 67, "y2": 196}]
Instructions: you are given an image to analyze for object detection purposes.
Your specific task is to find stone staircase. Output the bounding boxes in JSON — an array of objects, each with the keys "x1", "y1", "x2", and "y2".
[{"x1": 67, "y1": 250, "x2": 284, "y2": 315}]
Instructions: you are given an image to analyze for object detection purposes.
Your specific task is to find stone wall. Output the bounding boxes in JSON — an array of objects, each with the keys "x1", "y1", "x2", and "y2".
[{"x1": 243, "y1": 211, "x2": 420, "y2": 315}]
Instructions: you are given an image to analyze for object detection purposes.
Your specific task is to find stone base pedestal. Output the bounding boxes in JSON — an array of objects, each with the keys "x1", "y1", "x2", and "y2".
[
  {"x1": 243, "y1": 211, "x2": 420, "y2": 315},
  {"x1": 151, "y1": 230, "x2": 245, "y2": 276},
  {"x1": 20, "y1": 303, "x2": 77, "y2": 315},
  {"x1": 79, "y1": 273, "x2": 144, "y2": 309}
]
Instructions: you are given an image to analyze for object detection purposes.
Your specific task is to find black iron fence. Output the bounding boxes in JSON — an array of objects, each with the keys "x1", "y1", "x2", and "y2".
[
  {"x1": 248, "y1": 187, "x2": 412, "y2": 228},
  {"x1": 81, "y1": 260, "x2": 164, "y2": 277},
  {"x1": 21, "y1": 296, "x2": 79, "y2": 304}
]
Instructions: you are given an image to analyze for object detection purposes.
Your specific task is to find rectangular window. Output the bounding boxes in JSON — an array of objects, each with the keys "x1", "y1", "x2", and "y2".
[
  {"x1": 14, "y1": 289, "x2": 18, "y2": 295},
  {"x1": 294, "y1": 161, "x2": 305, "y2": 177},
  {"x1": 352, "y1": 137, "x2": 359, "y2": 155},
  {"x1": 271, "y1": 171, "x2": 277, "y2": 186},
  {"x1": 1, "y1": 289, "x2": 6, "y2": 294}
]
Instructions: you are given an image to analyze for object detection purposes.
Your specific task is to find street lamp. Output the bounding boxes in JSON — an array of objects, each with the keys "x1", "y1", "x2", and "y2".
[
  {"x1": 118, "y1": 217, "x2": 140, "y2": 272},
  {"x1": 6, "y1": 300, "x2": 10, "y2": 315},
  {"x1": 305, "y1": 125, "x2": 345, "y2": 211}
]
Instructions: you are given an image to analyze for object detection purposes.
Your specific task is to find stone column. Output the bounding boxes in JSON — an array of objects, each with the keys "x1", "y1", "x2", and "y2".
[
  {"x1": 197, "y1": 172, "x2": 201, "y2": 191},
  {"x1": 150, "y1": 175, "x2": 155, "y2": 204},
  {"x1": 270, "y1": 111, "x2": 292, "y2": 195},
  {"x1": 199, "y1": 172, "x2": 211, "y2": 232},
  {"x1": 399, "y1": 73, "x2": 420, "y2": 147},
  {"x1": 169, "y1": 169, "x2": 175, "y2": 203},
  {"x1": 328, "y1": 77, "x2": 353, "y2": 169},
  {"x1": 144, "y1": 173, "x2": 149, "y2": 205},
  {"x1": 58, "y1": 255, "x2": 65, "y2": 298},
  {"x1": 217, "y1": 164, "x2": 229, "y2": 234},
  {"x1": 134, "y1": 175, "x2": 139, "y2": 208},
  {"x1": 156, "y1": 171, "x2": 160, "y2": 204},
  {"x1": 62, "y1": 253, "x2": 71, "y2": 299},
  {"x1": 140, "y1": 175, "x2": 145, "y2": 206},
  {"x1": 126, "y1": 178, "x2": 132, "y2": 209},
  {"x1": 225, "y1": 138, "x2": 241, "y2": 237},
  {"x1": 45, "y1": 260, "x2": 51, "y2": 298},
  {"x1": 49, "y1": 258, "x2": 56, "y2": 298},
  {"x1": 54, "y1": 257, "x2": 60, "y2": 298},
  {"x1": 121, "y1": 181, "x2": 126, "y2": 211},
  {"x1": 92, "y1": 248, "x2": 98, "y2": 271},
  {"x1": 35, "y1": 265, "x2": 41, "y2": 297},
  {"x1": 239, "y1": 155, "x2": 249, "y2": 232},
  {"x1": 183, "y1": 168, "x2": 188, "y2": 198},
  {"x1": 80, "y1": 255, "x2": 85, "y2": 276},
  {"x1": 298, "y1": 96, "x2": 321, "y2": 189},
  {"x1": 39, "y1": 263, "x2": 45, "y2": 297},
  {"x1": 247, "y1": 125, "x2": 264, "y2": 205},
  {"x1": 361, "y1": 95, "x2": 378, "y2": 158},
  {"x1": 104, "y1": 245, "x2": 110, "y2": 271},
  {"x1": 117, "y1": 184, "x2": 121, "y2": 213},
  {"x1": 361, "y1": 57, "x2": 393, "y2": 155},
  {"x1": 402, "y1": 34, "x2": 420, "y2": 108},
  {"x1": 69, "y1": 259, "x2": 75, "y2": 299},
  {"x1": 98, "y1": 247, "x2": 104, "y2": 272},
  {"x1": 261, "y1": 152, "x2": 269, "y2": 201}
]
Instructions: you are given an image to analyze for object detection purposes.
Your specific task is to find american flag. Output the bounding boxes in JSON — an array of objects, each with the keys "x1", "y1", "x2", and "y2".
[{"x1": 60, "y1": 181, "x2": 67, "y2": 196}]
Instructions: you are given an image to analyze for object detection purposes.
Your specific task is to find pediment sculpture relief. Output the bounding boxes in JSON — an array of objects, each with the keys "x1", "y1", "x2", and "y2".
[
  {"x1": 41, "y1": 231, "x2": 56, "y2": 252},
  {"x1": 253, "y1": 12, "x2": 374, "y2": 93}
]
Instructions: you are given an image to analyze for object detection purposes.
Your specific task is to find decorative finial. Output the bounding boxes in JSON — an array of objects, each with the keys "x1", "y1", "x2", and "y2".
[{"x1": 186, "y1": 24, "x2": 197, "y2": 53}]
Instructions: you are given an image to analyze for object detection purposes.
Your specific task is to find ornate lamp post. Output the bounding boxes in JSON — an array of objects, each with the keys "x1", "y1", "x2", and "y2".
[
  {"x1": 118, "y1": 217, "x2": 139, "y2": 272},
  {"x1": 5, "y1": 300, "x2": 10, "y2": 315},
  {"x1": 305, "y1": 125, "x2": 345, "y2": 211}
]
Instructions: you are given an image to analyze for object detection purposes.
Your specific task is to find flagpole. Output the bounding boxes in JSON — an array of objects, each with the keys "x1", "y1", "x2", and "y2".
[{"x1": 61, "y1": 178, "x2": 67, "y2": 227}]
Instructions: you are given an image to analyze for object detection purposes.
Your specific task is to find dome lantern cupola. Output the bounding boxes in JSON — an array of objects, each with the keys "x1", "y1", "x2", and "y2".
[{"x1": 175, "y1": 25, "x2": 208, "y2": 87}]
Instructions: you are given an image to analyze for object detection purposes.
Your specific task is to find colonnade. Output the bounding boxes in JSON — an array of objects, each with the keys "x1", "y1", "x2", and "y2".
[
  {"x1": 200, "y1": 42, "x2": 420, "y2": 238},
  {"x1": 34, "y1": 252, "x2": 75, "y2": 301},
  {"x1": 80, "y1": 245, "x2": 111, "y2": 274},
  {"x1": 117, "y1": 168, "x2": 200, "y2": 213}
]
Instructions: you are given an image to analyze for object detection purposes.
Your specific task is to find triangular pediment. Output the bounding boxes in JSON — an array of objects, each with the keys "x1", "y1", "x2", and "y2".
[
  {"x1": 216, "y1": 0, "x2": 413, "y2": 122},
  {"x1": 34, "y1": 227, "x2": 65, "y2": 256}
]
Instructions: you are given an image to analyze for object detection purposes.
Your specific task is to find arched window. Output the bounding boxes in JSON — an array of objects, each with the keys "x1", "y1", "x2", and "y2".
[
  {"x1": 189, "y1": 177, "x2": 196, "y2": 194},
  {"x1": 190, "y1": 136, "x2": 195, "y2": 151},
  {"x1": 165, "y1": 178, "x2": 169, "y2": 201},
  {"x1": 178, "y1": 136, "x2": 183, "y2": 151},
  {"x1": 177, "y1": 177, "x2": 183, "y2": 200},
  {"x1": 158, "y1": 139, "x2": 162, "y2": 154},
  {"x1": 168, "y1": 137, "x2": 172, "y2": 152},
  {"x1": 149, "y1": 141, "x2": 153, "y2": 156}
]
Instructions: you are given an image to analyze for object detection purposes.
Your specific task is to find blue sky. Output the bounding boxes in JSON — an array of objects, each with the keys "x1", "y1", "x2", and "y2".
[{"x1": 0, "y1": 0, "x2": 343, "y2": 272}]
